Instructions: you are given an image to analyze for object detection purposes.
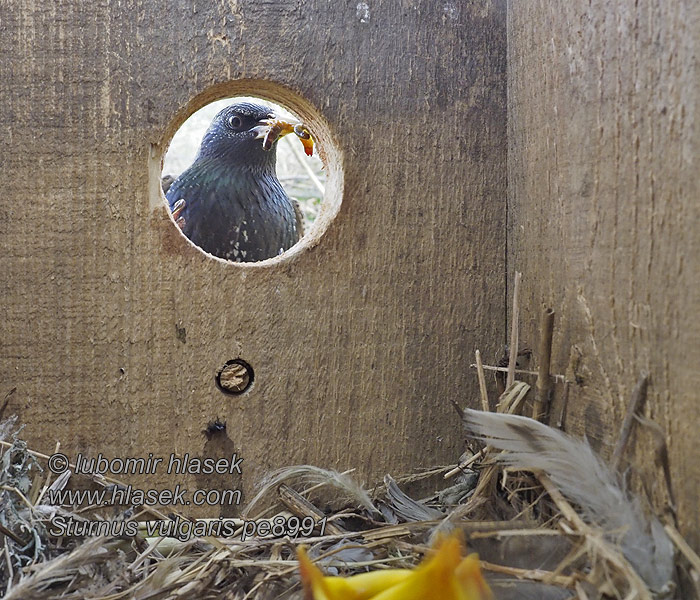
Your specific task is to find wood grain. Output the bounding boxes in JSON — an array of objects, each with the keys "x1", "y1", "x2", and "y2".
[
  {"x1": 0, "y1": 1, "x2": 507, "y2": 514},
  {"x1": 508, "y1": 0, "x2": 700, "y2": 546}
]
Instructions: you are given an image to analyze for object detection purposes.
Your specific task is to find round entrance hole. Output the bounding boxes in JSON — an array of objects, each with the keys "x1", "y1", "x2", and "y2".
[{"x1": 160, "y1": 90, "x2": 341, "y2": 265}]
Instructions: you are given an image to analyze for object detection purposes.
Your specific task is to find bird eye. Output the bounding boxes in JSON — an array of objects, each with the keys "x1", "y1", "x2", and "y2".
[{"x1": 227, "y1": 115, "x2": 243, "y2": 129}]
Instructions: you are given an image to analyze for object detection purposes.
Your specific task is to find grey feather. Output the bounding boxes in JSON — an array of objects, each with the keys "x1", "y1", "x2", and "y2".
[
  {"x1": 462, "y1": 409, "x2": 674, "y2": 593},
  {"x1": 383, "y1": 475, "x2": 443, "y2": 522},
  {"x1": 243, "y1": 465, "x2": 379, "y2": 518},
  {"x1": 310, "y1": 540, "x2": 375, "y2": 575}
]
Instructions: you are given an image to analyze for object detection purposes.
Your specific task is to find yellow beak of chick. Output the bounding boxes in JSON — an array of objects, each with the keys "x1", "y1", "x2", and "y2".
[{"x1": 298, "y1": 533, "x2": 492, "y2": 600}]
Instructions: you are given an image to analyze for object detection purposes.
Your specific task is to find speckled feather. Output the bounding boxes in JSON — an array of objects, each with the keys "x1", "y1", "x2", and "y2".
[{"x1": 166, "y1": 103, "x2": 301, "y2": 262}]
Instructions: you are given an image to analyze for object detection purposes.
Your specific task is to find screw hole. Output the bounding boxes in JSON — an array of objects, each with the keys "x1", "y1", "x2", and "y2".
[{"x1": 216, "y1": 359, "x2": 254, "y2": 395}]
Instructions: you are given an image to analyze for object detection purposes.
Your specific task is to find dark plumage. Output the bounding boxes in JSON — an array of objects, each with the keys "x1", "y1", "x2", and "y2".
[{"x1": 165, "y1": 102, "x2": 302, "y2": 262}]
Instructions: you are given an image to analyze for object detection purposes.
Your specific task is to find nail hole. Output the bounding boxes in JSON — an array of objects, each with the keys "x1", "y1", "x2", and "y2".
[
  {"x1": 216, "y1": 359, "x2": 254, "y2": 395},
  {"x1": 203, "y1": 418, "x2": 227, "y2": 439}
]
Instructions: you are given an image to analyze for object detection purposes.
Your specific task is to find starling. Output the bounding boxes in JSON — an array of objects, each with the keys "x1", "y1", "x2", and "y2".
[{"x1": 165, "y1": 102, "x2": 305, "y2": 262}]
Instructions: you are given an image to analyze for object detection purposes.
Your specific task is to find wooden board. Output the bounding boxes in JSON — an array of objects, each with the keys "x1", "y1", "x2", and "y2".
[
  {"x1": 508, "y1": 1, "x2": 700, "y2": 546},
  {"x1": 0, "y1": 1, "x2": 507, "y2": 515}
]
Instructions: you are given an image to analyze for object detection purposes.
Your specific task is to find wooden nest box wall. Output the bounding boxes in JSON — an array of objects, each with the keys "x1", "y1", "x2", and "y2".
[
  {"x1": 1, "y1": 0, "x2": 698, "y2": 547},
  {"x1": 508, "y1": 3, "x2": 700, "y2": 549},
  {"x1": 0, "y1": 3, "x2": 507, "y2": 514}
]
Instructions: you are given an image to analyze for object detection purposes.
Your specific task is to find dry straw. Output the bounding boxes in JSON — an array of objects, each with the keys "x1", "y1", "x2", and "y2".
[{"x1": 0, "y1": 274, "x2": 693, "y2": 599}]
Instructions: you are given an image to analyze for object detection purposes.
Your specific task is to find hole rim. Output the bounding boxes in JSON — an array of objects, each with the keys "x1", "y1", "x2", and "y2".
[
  {"x1": 215, "y1": 358, "x2": 255, "y2": 396},
  {"x1": 156, "y1": 80, "x2": 344, "y2": 269}
]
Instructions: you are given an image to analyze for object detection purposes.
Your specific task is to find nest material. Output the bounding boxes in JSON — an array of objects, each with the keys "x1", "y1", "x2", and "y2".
[
  {"x1": 0, "y1": 381, "x2": 691, "y2": 600},
  {"x1": 0, "y1": 276, "x2": 695, "y2": 600}
]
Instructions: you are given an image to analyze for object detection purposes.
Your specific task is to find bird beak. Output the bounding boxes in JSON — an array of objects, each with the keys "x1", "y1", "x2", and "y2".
[{"x1": 251, "y1": 116, "x2": 315, "y2": 156}]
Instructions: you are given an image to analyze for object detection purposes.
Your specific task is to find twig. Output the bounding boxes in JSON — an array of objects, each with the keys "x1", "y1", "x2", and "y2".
[
  {"x1": 506, "y1": 272, "x2": 522, "y2": 390},
  {"x1": 498, "y1": 381, "x2": 531, "y2": 415},
  {"x1": 128, "y1": 536, "x2": 166, "y2": 572},
  {"x1": 610, "y1": 372, "x2": 649, "y2": 471},
  {"x1": 446, "y1": 383, "x2": 531, "y2": 513},
  {"x1": 664, "y1": 523, "x2": 700, "y2": 573},
  {"x1": 633, "y1": 414, "x2": 677, "y2": 520},
  {"x1": 533, "y1": 307, "x2": 555, "y2": 422},
  {"x1": 469, "y1": 527, "x2": 565, "y2": 539},
  {"x1": 537, "y1": 474, "x2": 582, "y2": 526},
  {"x1": 278, "y1": 484, "x2": 346, "y2": 536},
  {"x1": 0, "y1": 387, "x2": 16, "y2": 421},
  {"x1": 3, "y1": 543, "x2": 13, "y2": 597},
  {"x1": 479, "y1": 559, "x2": 577, "y2": 588},
  {"x1": 0, "y1": 485, "x2": 34, "y2": 514},
  {"x1": 0, "y1": 521, "x2": 25, "y2": 545},
  {"x1": 538, "y1": 473, "x2": 652, "y2": 599},
  {"x1": 470, "y1": 363, "x2": 565, "y2": 382},
  {"x1": 443, "y1": 449, "x2": 486, "y2": 479},
  {"x1": 475, "y1": 350, "x2": 490, "y2": 412},
  {"x1": 575, "y1": 581, "x2": 592, "y2": 599},
  {"x1": 394, "y1": 465, "x2": 455, "y2": 483},
  {"x1": 556, "y1": 345, "x2": 582, "y2": 430}
]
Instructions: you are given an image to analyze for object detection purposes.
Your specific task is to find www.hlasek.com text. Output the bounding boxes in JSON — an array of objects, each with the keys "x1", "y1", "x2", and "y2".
[{"x1": 45, "y1": 484, "x2": 242, "y2": 507}]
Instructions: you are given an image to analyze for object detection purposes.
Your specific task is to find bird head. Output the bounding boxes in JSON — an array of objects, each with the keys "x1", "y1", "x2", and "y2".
[{"x1": 194, "y1": 101, "x2": 309, "y2": 170}]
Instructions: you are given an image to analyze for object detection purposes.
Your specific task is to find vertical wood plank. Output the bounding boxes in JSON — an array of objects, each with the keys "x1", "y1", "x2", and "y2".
[
  {"x1": 508, "y1": 0, "x2": 700, "y2": 545},
  {"x1": 0, "y1": 1, "x2": 507, "y2": 511}
]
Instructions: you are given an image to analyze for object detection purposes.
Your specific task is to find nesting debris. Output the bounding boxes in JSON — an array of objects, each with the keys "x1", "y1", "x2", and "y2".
[
  {"x1": 462, "y1": 409, "x2": 673, "y2": 596},
  {"x1": 0, "y1": 275, "x2": 692, "y2": 599},
  {"x1": 0, "y1": 402, "x2": 688, "y2": 600}
]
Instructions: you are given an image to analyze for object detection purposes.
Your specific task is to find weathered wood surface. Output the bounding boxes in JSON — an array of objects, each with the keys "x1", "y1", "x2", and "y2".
[
  {"x1": 0, "y1": 1, "x2": 507, "y2": 513},
  {"x1": 508, "y1": 1, "x2": 700, "y2": 545}
]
